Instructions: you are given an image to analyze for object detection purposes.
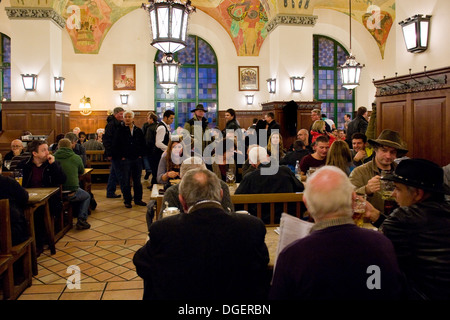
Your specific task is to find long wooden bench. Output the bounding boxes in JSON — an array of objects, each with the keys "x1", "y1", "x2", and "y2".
[
  {"x1": 231, "y1": 192, "x2": 307, "y2": 226},
  {"x1": 85, "y1": 150, "x2": 111, "y2": 175}
]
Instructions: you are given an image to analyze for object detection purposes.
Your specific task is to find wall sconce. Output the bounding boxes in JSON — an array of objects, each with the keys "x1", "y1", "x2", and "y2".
[
  {"x1": 120, "y1": 94, "x2": 129, "y2": 105},
  {"x1": 399, "y1": 14, "x2": 431, "y2": 53},
  {"x1": 245, "y1": 94, "x2": 254, "y2": 105},
  {"x1": 290, "y1": 76, "x2": 304, "y2": 92},
  {"x1": 21, "y1": 74, "x2": 38, "y2": 91},
  {"x1": 266, "y1": 78, "x2": 276, "y2": 93},
  {"x1": 54, "y1": 77, "x2": 65, "y2": 93},
  {"x1": 79, "y1": 95, "x2": 92, "y2": 116}
]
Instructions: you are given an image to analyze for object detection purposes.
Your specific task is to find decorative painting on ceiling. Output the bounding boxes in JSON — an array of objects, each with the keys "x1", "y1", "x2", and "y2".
[{"x1": 197, "y1": 0, "x2": 269, "y2": 56}]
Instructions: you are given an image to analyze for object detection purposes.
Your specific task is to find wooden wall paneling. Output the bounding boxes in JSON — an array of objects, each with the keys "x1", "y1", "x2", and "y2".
[
  {"x1": 412, "y1": 97, "x2": 446, "y2": 165},
  {"x1": 3, "y1": 113, "x2": 28, "y2": 130}
]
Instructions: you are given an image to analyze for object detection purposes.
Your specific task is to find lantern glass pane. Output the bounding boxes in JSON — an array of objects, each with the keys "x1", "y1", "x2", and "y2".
[
  {"x1": 171, "y1": 7, "x2": 183, "y2": 40},
  {"x1": 181, "y1": 12, "x2": 188, "y2": 41},
  {"x1": 420, "y1": 21, "x2": 429, "y2": 47},
  {"x1": 150, "y1": 10, "x2": 157, "y2": 39},
  {"x1": 157, "y1": 7, "x2": 169, "y2": 38},
  {"x1": 402, "y1": 23, "x2": 417, "y2": 50}
]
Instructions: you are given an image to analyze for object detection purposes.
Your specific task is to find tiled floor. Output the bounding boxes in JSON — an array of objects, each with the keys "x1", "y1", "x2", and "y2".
[{"x1": 18, "y1": 178, "x2": 153, "y2": 300}]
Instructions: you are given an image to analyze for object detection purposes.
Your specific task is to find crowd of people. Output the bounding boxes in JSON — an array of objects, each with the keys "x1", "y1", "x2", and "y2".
[{"x1": 1, "y1": 104, "x2": 449, "y2": 301}]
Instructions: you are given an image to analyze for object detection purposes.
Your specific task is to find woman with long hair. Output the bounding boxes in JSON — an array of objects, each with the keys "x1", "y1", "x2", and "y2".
[
  {"x1": 267, "y1": 132, "x2": 286, "y2": 161},
  {"x1": 325, "y1": 140, "x2": 354, "y2": 176},
  {"x1": 157, "y1": 136, "x2": 185, "y2": 184},
  {"x1": 311, "y1": 120, "x2": 336, "y2": 145}
]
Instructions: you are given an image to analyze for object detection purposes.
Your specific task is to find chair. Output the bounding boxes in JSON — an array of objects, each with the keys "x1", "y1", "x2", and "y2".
[
  {"x1": 0, "y1": 199, "x2": 33, "y2": 300},
  {"x1": 231, "y1": 192, "x2": 307, "y2": 226}
]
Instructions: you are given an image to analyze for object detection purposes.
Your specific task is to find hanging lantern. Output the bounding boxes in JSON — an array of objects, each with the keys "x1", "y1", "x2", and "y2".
[
  {"x1": 155, "y1": 53, "x2": 181, "y2": 89},
  {"x1": 142, "y1": 0, "x2": 196, "y2": 54}
]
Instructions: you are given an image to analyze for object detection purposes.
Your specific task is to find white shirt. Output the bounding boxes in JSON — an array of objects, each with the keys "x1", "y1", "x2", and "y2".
[{"x1": 155, "y1": 121, "x2": 171, "y2": 151}]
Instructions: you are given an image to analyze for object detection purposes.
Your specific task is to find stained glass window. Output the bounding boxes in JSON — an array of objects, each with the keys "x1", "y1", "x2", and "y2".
[
  {"x1": 1, "y1": 34, "x2": 11, "y2": 101},
  {"x1": 154, "y1": 35, "x2": 218, "y2": 130},
  {"x1": 313, "y1": 35, "x2": 354, "y2": 130}
]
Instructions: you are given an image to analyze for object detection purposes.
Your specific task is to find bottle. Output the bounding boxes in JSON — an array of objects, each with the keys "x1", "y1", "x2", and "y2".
[{"x1": 295, "y1": 160, "x2": 301, "y2": 180}]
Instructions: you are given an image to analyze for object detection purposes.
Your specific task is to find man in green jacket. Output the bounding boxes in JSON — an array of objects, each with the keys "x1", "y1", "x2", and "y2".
[{"x1": 54, "y1": 138, "x2": 91, "y2": 230}]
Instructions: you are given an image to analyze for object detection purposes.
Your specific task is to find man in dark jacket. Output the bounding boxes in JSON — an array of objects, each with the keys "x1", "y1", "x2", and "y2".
[
  {"x1": 0, "y1": 160, "x2": 29, "y2": 246},
  {"x1": 115, "y1": 110, "x2": 147, "y2": 209},
  {"x1": 364, "y1": 158, "x2": 450, "y2": 300},
  {"x1": 17, "y1": 140, "x2": 66, "y2": 253},
  {"x1": 345, "y1": 106, "x2": 368, "y2": 148},
  {"x1": 103, "y1": 107, "x2": 124, "y2": 198},
  {"x1": 134, "y1": 168, "x2": 269, "y2": 300},
  {"x1": 235, "y1": 146, "x2": 304, "y2": 224},
  {"x1": 142, "y1": 111, "x2": 159, "y2": 181}
]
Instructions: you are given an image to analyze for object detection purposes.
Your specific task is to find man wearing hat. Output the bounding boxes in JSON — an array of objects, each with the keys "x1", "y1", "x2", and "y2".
[
  {"x1": 364, "y1": 158, "x2": 450, "y2": 300},
  {"x1": 184, "y1": 104, "x2": 210, "y2": 153},
  {"x1": 349, "y1": 129, "x2": 408, "y2": 213}
]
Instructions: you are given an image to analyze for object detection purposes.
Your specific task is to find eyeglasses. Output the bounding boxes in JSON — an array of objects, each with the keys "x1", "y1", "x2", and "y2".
[{"x1": 11, "y1": 145, "x2": 23, "y2": 148}]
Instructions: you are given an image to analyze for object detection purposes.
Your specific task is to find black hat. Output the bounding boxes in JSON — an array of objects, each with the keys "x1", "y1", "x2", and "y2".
[
  {"x1": 191, "y1": 104, "x2": 206, "y2": 112},
  {"x1": 381, "y1": 158, "x2": 450, "y2": 194},
  {"x1": 368, "y1": 129, "x2": 408, "y2": 156}
]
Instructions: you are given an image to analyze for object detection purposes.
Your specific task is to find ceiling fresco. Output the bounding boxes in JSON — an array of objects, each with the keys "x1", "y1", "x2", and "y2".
[{"x1": 8, "y1": 0, "x2": 395, "y2": 57}]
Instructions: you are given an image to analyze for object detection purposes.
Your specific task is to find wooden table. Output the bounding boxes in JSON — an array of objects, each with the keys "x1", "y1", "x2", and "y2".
[
  {"x1": 25, "y1": 187, "x2": 59, "y2": 275},
  {"x1": 80, "y1": 168, "x2": 93, "y2": 194}
]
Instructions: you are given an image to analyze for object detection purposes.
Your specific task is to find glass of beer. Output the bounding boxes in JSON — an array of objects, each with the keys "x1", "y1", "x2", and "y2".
[
  {"x1": 14, "y1": 169, "x2": 23, "y2": 186},
  {"x1": 352, "y1": 194, "x2": 367, "y2": 227},
  {"x1": 226, "y1": 169, "x2": 235, "y2": 186},
  {"x1": 380, "y1": 170, "x2": 395, "y2": 200}
]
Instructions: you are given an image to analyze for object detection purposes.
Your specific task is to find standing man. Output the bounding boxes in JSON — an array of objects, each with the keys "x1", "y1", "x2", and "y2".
[
  {"x1": 349, "y1": 129, "x2": 408, "y2": 214},
  {"x1": 264, "y1": 112, "x2": 281, "y2": 143},
  {"x1": 54, "y1": 138, "x2": 91, "y2": 230},
  {"x1": 116, "y1": 110, "x2": 147, "y2": 209},
  {"x1": 153, "y1": 110, "x2": 175, "y2": 186},
  {"x1": 133, "y1": 168, "x2": 269, "y2": 300},
  {"x1": 142, "y1": 111, "x2": 159, "y2": 181},
  {"x1": 270, "y1": 166, "x2": 406, "y2": 300},
  {"x1": 364, "y1": 159, "x2": 450, "y2": 300},
  {"x1": 344, "y1": 113, "x2": 351, "y2": 131},
  {"x1": 103, "y1": 107, "x2": 124, "y2": 199},
  {"x1": 184, "y1": 104, "x2": 209, "y2": 153},
  {"x1": 345, "y1": 106, "x2": 368, "y2": 148}
]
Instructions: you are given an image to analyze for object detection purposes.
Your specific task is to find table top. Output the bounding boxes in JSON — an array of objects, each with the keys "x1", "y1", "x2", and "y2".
[
  {"x1": 25, "y1": 187, "x2": 59, "y2": 204},
  {"x1": 83, "y1": 168, "x2": 93, "y2": 175}
]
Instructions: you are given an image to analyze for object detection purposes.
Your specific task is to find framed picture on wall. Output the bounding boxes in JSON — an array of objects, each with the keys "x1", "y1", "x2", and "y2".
[
  {"x1": 113, "y1": 64, "x2": 136, "y2": 90},
  {"x1": 238, "y1": 66, "x2": 259, "y2": 91}
]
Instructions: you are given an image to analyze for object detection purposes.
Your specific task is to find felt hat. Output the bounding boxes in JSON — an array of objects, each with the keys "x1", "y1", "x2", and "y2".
[
  {"x1": 191, "y1": 104, "x2": 206, "y2": 112},
  {"x1": 368, "y1": 129, "x2": 408, "y2": 156},
  {"x1": 381, "y1": 158, "x2": 450, "y2": 194}
]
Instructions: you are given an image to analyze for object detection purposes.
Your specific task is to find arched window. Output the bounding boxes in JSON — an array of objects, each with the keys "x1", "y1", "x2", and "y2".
[
  {"x1": 154, "y1": 35, "x2": 218, "y2": 130},
  {"x1": 313, "y1": 35, "x2": 354, "y2": 129},
  {"x1": 0, "y1": 33, "x2": 11, "y2": 130}
]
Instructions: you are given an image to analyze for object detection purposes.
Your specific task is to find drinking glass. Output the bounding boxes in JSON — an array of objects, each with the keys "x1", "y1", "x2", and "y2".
[
  {"x1": 14, "y1": 169, "x2": 23, "y2": 186},
  {"x1": 226, "y1": 169, "x2": 235, "y2": 186},
  {"x1": 380, "y1": 170, "x2": 395, "y2": 200},
  {"x1": 352, "y1": 194, "x2": 367, "y2": 227}
]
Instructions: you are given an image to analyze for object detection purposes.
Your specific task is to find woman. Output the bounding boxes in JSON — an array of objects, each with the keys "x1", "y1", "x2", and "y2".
[
  {"x1": 223, "y1": 108, "x2": 240, "y2": 132},
  {"x1": 267, "y1": 132, "x2": 286, "y2": 161},
  {"x1": 157, "y1": 137, "x2": 185, "y2": 184},
  {"x1": 212, "y1": 138, "x2": 237, "y2": 183},
  {"x1": 325, "y1": 140, "x2": 355, "y2": 176},
  {"x1": 311, "y1": 120, "x2": 336, "y2": 145}
]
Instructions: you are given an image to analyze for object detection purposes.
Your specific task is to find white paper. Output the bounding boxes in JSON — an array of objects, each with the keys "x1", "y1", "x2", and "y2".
[{"x1": 273, "y1": 213, "x2": 314, "y2": 271}]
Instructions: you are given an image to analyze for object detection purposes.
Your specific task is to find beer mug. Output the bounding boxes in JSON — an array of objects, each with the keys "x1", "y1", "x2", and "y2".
[
  {"x1": 14, "y1": 169, "x2": 23, "y2": 186},
  {"x1": 380, "y1": 170, "x2": 395, "y2": 200}
]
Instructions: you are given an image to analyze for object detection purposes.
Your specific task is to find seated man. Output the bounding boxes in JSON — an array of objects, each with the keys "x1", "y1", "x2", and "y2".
[
  {"x1": 2, "y1": 139, "x2": 24, "y2": 171},
  {"x1": 299, "y1": 135, "x2": 330, "y2": 174},
  {"x1": 349, "y1": 129, "x2": 408, "y2": 215},
  {"x1": 350, "y1": 132, "x2": 374, "y2": 167},
  {"x1": 235, "y1": 146, "x2": 304, "y2": 224},
  {"x1": 364, "y1": 159, "x2": 450, "y2": 300},
  {"x1": 64, "y1": 132, "x2": 87, "y2": 166},
  {"x1": 133, "y1": 168, "x2": 270, "y2": 300},
  {"x1": 158, "y1": 156, "x2": 234, "y2": 219},
  {"x1": 280, "y1": 139, "x2": 310, "y2": 169},
  {"x1": 54, "y1": 138, "x2": 91, "y2": 230},
  {"x1": 270, "y1": 166, "x2": 407, "y2": 300},
  {"x1": 0, "y1": 159, "x2": 29, "y2": 246}
]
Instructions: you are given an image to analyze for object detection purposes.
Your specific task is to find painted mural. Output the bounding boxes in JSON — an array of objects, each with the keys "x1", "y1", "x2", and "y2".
[{"x1": 9, "y1": 0, "x2": 395, "y2": 57}]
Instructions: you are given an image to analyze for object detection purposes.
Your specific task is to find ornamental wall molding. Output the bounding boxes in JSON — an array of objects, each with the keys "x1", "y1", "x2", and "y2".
[
  {"x1": 266, "y1": 14, "x2": 318, "y2": 33},
  {"x1": 5, "y1": 7, "x2": 66, "y2": 29}
]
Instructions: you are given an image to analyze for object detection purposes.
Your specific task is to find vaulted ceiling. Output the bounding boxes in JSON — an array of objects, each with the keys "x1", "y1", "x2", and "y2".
[{"x1": 8, "y1": 0, "x2": 395, "y2": 56}]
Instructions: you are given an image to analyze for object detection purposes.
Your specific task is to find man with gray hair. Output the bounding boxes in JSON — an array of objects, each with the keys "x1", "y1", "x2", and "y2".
[
  {"x1": 134, "y1": 168, "x2": 270, "y2": 300},
  {"x1": 156, "y1": 156, "x2": 234, "y2": 220},
  {"x1": 64, "y1": 132, "x2": 87, "y2": 166},
  {"x1": 270, "y1": 166, "x2": 406, "y2": 300}
]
